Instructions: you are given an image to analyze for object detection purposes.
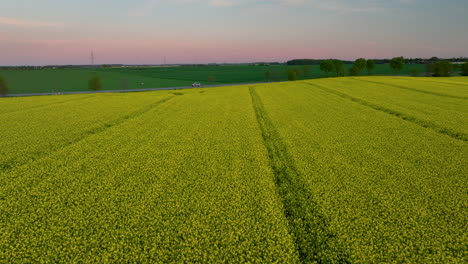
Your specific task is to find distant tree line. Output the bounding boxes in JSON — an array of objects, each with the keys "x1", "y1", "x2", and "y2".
[
  {"x1": 286, "y1": 57, "x2": 468, "y2": 66},
  {"x1": 287, "y1": 59, "x2": 351, "y2": 65},
  {"x1": 462, "y1": 62, "x2": 468, "y2": 76},
  {"x1": 319, "y1": 60, "x2": 346, "y2": 77},
  {"x1": 266, "y1": 57, "x2": 468, "y2": 82}
]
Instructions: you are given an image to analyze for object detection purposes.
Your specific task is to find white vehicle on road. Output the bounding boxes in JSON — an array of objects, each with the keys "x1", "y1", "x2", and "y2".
[{"x1": 192, "y1": 82, "x2": 202, "y2": 87}]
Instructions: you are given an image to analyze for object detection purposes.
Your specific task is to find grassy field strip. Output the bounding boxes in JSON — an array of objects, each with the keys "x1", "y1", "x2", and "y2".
[
  {"x1": 98, "y1": 64, "x2": 426, "y2": 87},
  {"x1": 392, "y1": 76, "x2": 468, "y2": 87},
  {"x1": 306, "y1": 82, "x2": 467, "y2": 141},
  {"x1": 0, "y1": 70, "x2": 194, "y2": 94},
  {"x1": 97, "y1": 69, "x2": 224, "y2": 85},
  {"x1": 0, "y1": 93, "x2": 174, "y2": 172},
  {"x1": 99, "y1": 67, "x2": 261, "y2": 84},
  {"x1": 0, "y1": 94, "x2": 95, "y2": 115},
  {"x1": 249, "y1": 86, "x2": 350, "y2": 263},
  {"x1": 1, "y1": 65, "x2": 428, "y2": 94},
  {"x1": 0, "y1": 87, "x2": 299, "y2": 262},
  {"x1": 308, "y1": 78, "x2": 468, "y2": 138},
  {"x1": 353, "y1": 77, "x2": 468, "y2": 99},
  {"x1": 81, "y1": 70, "x2": 198, "y2": 89},
  {"x1": 254, "y1": 82, "x2": 467, "y2": 263}
]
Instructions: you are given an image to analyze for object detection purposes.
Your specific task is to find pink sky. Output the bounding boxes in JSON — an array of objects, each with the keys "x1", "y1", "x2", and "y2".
[{"x1": 1, "y1": 0, "x2": 467, "y2": 65}]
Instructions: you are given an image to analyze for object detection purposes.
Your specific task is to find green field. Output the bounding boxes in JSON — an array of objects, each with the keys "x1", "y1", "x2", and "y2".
[
  {"x1": 0, "y1": 64, "x2": 426, "y2": 94},
  {"x1": 0, "y1": 77, "x2": 467, "y2": 263}
]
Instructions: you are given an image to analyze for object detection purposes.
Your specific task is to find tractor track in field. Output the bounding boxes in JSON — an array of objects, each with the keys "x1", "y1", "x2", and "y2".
[
  {"x1": 249, "y1": 86, "x2": 351, "y2": 264},
  {"x1": 0, "y1": 95, "x2": 176, "y2": 173},
  {"x1": 391, "y1": 77, "x2": 468, "y2": 87},
  {"x1": 351, "y1": 78, "x2": 468, "y2": 100},
  {"x1": 306, "y1": 83, "x2": 468, "y2": 142},
  {"x1": 0, "y1": 95, "x2": 96, "y2": 115}
]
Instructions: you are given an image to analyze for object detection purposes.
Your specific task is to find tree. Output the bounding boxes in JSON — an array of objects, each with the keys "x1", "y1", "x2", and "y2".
[
  {"x1": 366, "y1": 60, "x2": 375, "y2": 75},
  {"x1": 293, "y1": 67, "x2": 301, "y2": 78},
  {"x1": 432, "y1": 60, "x2": 453, "y2": 77},
  {"x1": 302, "y1": 65, "x2": 311, "y2": 77},
  {"x1": 264, "y1": 70, "x2": 271, "y2": 82},
  {"x1": 390, "y1": 57, "x2": 405, "y2": 73},
  {"x1": 349, "y1": 65, "x2": 360, "y2": 76},
  {"x1": 0, "y1": 76, "x2": 8, "y2": 96},
  {"x1": 332, "y1": 60, "x2": 346, "y2": 77},
  {"x1": 354, "y1": 58, "x2": 367, "y2": 75},
  {"x1": 320, "y1": 60, "x2": 334, "y2": 76},
  {"x1": 88, "y1": 75, "x2": 102, "y2": 91},
  {"x1": 286, "y1": 69, "x2": 297, "y2": 81},
  {"x1": 461, "y1": 62, "x2": 468, "y2": 76}
]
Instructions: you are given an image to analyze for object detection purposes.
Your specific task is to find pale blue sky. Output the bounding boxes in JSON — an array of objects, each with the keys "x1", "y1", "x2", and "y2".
[{"x1": 1, "y1": 0, "x2": 467, "y2": 65}]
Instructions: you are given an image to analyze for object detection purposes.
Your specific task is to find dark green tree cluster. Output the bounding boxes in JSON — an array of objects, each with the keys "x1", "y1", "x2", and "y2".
[
  {"x1": 286, "y1": 68, "x2": 298, "y2": 81},
  {"x1": 390, "y1": 57, "x2": 405, "y2": 73},
  {"x1": 0, "y1": 76, "x2": 8, "y2": 96},
  {"x1": 349, "y1": 58, "x2": 367, "y2": 76},
  {"x1": 319, "y1": 60, "x2": 334, "y2": 76},
  {"x1": 432, "y1": 60, "x2": 453, "y2": 77},
  {"x1": 425, "y1": 60, "x2": 455, "y2": 77},
  {"x1": 88, "y1": 75, "x2": 102, "y2": 91},
  {"x1": 287, "y1": 59, "x2": 322, "y2": 65},
  {"x1": 461, "y1": 62, "x2": 468, "y2": 76},
  {"x1": 320, "y1": 60, "x2": 345, "y2": 77}
]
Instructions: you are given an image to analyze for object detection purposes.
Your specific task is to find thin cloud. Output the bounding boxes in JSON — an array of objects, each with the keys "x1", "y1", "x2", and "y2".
[{"x1": 0, "y1": 17, "x2": 64, "y2": 28}]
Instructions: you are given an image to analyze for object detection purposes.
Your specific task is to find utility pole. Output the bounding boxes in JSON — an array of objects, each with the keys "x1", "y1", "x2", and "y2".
[{"x1": 90, "y1": 51, "x2": 95, "y2": 66}]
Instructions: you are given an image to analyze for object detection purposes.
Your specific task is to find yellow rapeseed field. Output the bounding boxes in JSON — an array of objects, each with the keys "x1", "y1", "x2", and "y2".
[{"x1": 1, "y1": 77, "x2": 467, "y2": 263}]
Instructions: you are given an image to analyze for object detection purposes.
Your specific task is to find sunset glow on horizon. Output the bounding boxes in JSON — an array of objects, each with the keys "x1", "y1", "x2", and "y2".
[{"x1": 1, "y1": 0, "x2": 467, "y2": 65}]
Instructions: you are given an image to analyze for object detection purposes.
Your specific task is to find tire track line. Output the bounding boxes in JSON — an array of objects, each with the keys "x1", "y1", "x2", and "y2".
[
  {"x1": 350, "y1": 78, "x2": 468, "y2": 100},
  {"x1": 306, "y1": 83, "x2": 468, "y2": 142},
  {"x1": 249, "y1": 86, "x2": 350, "y2": 264},
  {"x1": 0, "y1": 95, "x2": 97, "y2": 116},
  {"x1": 0, "y1": 95, "x2": 176, "y2": 173},
  {"x1": 391, "y1": 77, "x2": 468, "y2": 87}
]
